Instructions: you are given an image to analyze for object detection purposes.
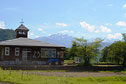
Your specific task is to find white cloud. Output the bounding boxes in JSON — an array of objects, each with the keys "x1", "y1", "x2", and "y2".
[
  {"x1": 58, "y1": 30, "x2": 74, "y2": 34},
  {"x1": 80, "y1": 21, "x2": 111, "y2": 33},
  {"x1": 105, "y1": 23, "x2": 112, "y2": 26},
  {"x1": 48, "y1": 34, "x2": 51, "y2": 36},
  {"x1": 37, "y1": 28, "x2": 46, "y2": 33},
  {"x1": 116, "y1": 21, "x2": 126, "y2": 27},
  {"x1": 107, "y1": 4, "x2": 113, "y2": 6},
  {"x1": 100, "y1": 26, "x2": 111, "y2": 33},
  {"x1": 95, "y1": 30, "x2": 100, "y2": 33},
  {"x1": 106, "y1": 33, "x2": 122, "y2": 39},
  {"x1": 38, "y1": 28, "x2": 43, "y2": 31},
  {"x1": 80, "y1": 21, "x2": 95, "y2": 32},
  {"x1": 28, "y1": 32, "x2": 34, "y2": 37},
  {"x1": 56, "y1": 23, "x2": 68, "y2": 27},
  {"x1": 0, "y1": 21, "x2": 5, "y2": 29},
  {"x1": 35, "y1": 36, "x2": 40, "y2": 38},
  {"x1": 123, "y1": 4, "x2": 126, "y2": 8},
  {"x1": 95, "y1": 26, "x2": 111, "y2": 33}
]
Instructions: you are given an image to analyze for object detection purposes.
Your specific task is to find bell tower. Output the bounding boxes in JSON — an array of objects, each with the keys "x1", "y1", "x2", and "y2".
[{"x1": 15, "y1": 19, "x2": 29, "y2": 38}]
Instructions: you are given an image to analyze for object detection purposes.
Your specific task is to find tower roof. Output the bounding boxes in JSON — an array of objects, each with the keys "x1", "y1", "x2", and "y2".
[{"x1": 15, "y1": 24, "x2": 29, "y2": 31}]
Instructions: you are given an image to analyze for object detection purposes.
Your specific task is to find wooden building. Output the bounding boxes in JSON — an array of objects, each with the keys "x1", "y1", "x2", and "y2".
[{"x1": 0, "y1": 23, "x2": 65, "y2": 65}]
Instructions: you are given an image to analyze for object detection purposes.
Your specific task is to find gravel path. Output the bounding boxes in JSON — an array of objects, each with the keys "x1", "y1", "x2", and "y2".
[{"x1": 26, "y1": 71, "x2": 126, "y2": 77}]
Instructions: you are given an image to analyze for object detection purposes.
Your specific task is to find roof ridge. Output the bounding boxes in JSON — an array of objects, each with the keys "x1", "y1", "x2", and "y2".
[
  {"x1": 16, "y1": 24, "x2": 29, "y2": 31},
  {"x1": 0, "y1": 38, "x2": 65, "y2": 47}
]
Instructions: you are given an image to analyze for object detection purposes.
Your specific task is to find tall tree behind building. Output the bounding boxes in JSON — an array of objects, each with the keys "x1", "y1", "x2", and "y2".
[{"x1": 0, "y1": 29, "x2": 16, "y2": 41}]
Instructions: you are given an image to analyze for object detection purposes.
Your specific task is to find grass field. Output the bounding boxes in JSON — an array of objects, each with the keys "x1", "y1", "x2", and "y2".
[{"x1": 0, "y1": 68, "x2": 126, "y2": 84}]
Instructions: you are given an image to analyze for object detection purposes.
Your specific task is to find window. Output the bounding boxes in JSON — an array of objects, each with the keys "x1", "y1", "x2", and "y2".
[
  {"x1": 57, "y1": 51, "x2": 60, "y2": 58},
  {"x1": 18, "y1": 31, "x2": 22, "y2": 34},
  {"x1": 18, "y1": 31, "x2": 26, "y2": 35},
  {"x1": 41, "y1": 48, "x2": 56, "y2": 58},
  {"x1": 60, "y1": 51, "x2": 64, "y2": 58},
  {"x1": 15, "y1": 47, "x2": 20, "y2": 56},
  {"x1": 5, "y1": 47, "x2": 10, "y2": 56},
  {"x1": 22, "y1": 32, "x2": 26, "y2": 35}
]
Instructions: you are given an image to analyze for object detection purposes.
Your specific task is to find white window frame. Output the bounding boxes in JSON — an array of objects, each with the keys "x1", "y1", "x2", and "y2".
[
  {"x1": 5, "y1": 47, "x2": 10, "y2": 56},
  {"x1": 41, "y1": 48, "x2": 56, "y2": 58},
  {"x1": 15, "y1": 47, "x2": 20, "y2": 56}
]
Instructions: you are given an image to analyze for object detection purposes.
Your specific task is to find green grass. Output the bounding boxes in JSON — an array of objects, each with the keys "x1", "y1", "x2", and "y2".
[
  {"x1": 64, "y1": 60, "x2": 74, "y2": 64},
  {"x1": 0, "y1": 68, "x2": 126, "y2": 84},
  {"x1": 98, "y1": 69, "x2": 126, "y2": 73}
]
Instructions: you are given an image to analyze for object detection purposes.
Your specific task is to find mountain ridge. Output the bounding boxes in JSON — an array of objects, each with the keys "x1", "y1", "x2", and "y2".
[
  {"x1": 35, "y1": 33, "x2": 113, "y2": 48},
  {"x1": 35, "y1": 33, "x2": 75, "y2": 47}
]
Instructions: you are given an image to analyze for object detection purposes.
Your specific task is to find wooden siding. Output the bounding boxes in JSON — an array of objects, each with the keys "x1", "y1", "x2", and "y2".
[{"x1": 1, "y1": 46, "x2": 65, "y2": 62}]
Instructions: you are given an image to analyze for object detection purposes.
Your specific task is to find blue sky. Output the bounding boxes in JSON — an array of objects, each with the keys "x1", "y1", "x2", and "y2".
[{"x1": 0, "y1": 0, "x2": 126, "y2": 40}]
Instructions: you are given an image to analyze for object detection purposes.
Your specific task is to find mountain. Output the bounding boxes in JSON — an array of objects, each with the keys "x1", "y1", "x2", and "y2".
[
  {"x1": 101, "y1": 39, "x2": 121, "y2": 48},
  {"x1": 0, "y1": 29, "x2": 16, "y2": 41},
  {"x1": 0, "y1": 29, "x2": 114, "y2": 48},
  {"x1": 35, "y1": 33, "x2": 75, "y2": 47},
  {"x1": 102, "y1": 41, "x2": 113, "y2": 47},
  {"x1": 35, "y1": 33, "x2": 114, "y2": 48}
]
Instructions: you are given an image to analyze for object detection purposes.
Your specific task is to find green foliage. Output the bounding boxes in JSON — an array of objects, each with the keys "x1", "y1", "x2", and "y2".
[
  {"x1": 0, "y1": 29, "x2": 16, "y2": 41},
  {"x1": 101, "y1": 41, "x2": 126, "y2": 65},
  {"x1": 70, "y1": 40, "x2": 78, "y2": 59},
  {"x1": 64, "y1": 60, "x2": 74, "y2": 65},
  {"x1": 70, "y1": 37, "x2": 103, "y2": 66},
  {"x1": 122, "y1": 33, "x2": 126, "y2": 42},
  {"x1": 100, "y1": 46, "x2": 109, "y2": 62},
  {"x1": 64, "y1": 48, "x2": 71, "y2": 60},
  {"x1": 100, "y1": 33, "x2": 126, "y2": 65}
]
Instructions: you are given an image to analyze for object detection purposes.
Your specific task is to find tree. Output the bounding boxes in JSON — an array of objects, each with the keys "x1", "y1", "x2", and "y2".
[
  {"x1": 72, "y1": 37, "x2": 103, "y2": 66},
  {"x1": 101, "y1": 41, "x2": 126, "y2": 65},
  {"x1": 69, "y1": 41, "x2": 78, "y2": 59},
  {"x1": 121, "y1": 33, "x2": 126, "y2": 65},
  {"x1": 64, "y1": 48, "x2": 71, "y2": 60},
  {"x1": 100, "y1": 46, "x2": 109, "y2": 62},
  {"x1": 109, "y1": 41, "x2": 125, "y2": 64},
  {"x1": 122, "y1": 33, "x2": 126, "y2": 42}
]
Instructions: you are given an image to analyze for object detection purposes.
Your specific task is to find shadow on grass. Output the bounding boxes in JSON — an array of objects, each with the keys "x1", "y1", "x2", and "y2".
[{"x1": 0, "y1": 64, "x2": 126, "y2": 72}]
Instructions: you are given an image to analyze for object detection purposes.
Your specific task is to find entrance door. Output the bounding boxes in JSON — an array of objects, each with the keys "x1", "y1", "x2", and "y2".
[
  {"x1": 22, "y1": 48, "x2": 32, "y2": 62},
  {"x1": 22, "y1": 51, "x2": 27, "y2": 61}
]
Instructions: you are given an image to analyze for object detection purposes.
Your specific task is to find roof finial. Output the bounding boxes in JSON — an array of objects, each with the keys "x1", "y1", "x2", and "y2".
[{"x1": 20, "y1": 19, "x2": 24, "y2": 24}]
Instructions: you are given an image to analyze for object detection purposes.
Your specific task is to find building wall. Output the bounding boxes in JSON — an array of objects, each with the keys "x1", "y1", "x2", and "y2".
[
  {"x1": 0, "y1": 47, "x2": 2, "y2": 60},
  {"x1": 0, "y1": 46, "x2": 65, "y2": 65},
  {"x1": 3, "y1": 46, "x2": 22, "y2": 61}
]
